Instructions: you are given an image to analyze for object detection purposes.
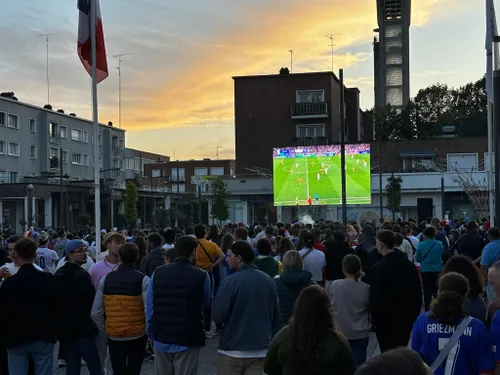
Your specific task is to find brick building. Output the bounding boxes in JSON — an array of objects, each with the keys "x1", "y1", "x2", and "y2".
[{"x1": 233, "y1": 71, "x2": 371, "y2": 176}]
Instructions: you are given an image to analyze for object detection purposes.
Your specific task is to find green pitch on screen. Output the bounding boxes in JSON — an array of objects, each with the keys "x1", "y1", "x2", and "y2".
[{"x1": 273, "y1": 154, "x2": 371, "y2": 206}]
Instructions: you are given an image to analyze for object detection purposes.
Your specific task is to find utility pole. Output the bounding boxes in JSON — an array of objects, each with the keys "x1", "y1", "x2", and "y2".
[
  {"x1": 113, "y1": 53, "x2": 131, "y2": 129},
  {"x1": 339, "y1": 69, "x2": 347, "y2": 224},
  {"x1": 216, "y1": 146, "x2": 222, "y2": 160},
  {"x1": 326, "y1": 34, "x2": 337, "y2": 72},
  {"x1": 289, "y1": 49, "x2": 293, "y2": 73},
  {"x1": 40, "y1": 34, "x2": 56, "y2": 105},
  {"x1": 59, "y1": 148, "x2": 64, "y2": 229}
]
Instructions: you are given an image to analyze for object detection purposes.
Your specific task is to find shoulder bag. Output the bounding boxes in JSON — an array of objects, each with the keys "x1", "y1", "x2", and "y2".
[{"x1": 430, "y1": 316, "x2": 473, "y2": 372}]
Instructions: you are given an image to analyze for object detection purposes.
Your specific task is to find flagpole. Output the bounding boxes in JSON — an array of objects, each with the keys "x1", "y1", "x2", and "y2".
[
  {"x1": 90, "y1": 0, "x2": 101, "y2": 251},
  {"x1": 487, "y1": 0, "x2": 496, "y2": 227}
]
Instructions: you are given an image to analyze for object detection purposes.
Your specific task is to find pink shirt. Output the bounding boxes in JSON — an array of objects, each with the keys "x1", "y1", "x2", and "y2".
[{"x1": 89, "y1": 258, "x2": 120, "y2": 290}]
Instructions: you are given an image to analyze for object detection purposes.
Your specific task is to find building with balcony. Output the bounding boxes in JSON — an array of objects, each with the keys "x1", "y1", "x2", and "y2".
[
  {"x1": 233, "y1": 71, "x2": 369, "y2": 175},
  {"x1": 374, "y1": 0, "x2": 411, "y2": 110}
]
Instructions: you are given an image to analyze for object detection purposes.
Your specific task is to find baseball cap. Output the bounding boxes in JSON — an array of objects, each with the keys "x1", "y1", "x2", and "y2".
[
  {"x1": 65, "y1": 240, "x2": 87, "y2": 254},
  {"x1": 38, "y1": 231, "x2": 49, "y2": 242}
]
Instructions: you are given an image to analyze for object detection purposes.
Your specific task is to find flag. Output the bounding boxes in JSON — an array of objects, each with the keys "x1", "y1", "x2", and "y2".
[{"x1": 77, "y1": 0, "x2": 108, "y2": 83}]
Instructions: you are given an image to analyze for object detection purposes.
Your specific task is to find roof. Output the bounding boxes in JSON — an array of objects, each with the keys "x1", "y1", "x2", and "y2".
[
  {"x1": 0, "y1": 96, "x2": 125, "y2": 132},
  {"x1": 232, "y1": 71, "x2": 340, "y2": 84},
  {"x1": 399, "y1": 149, "x2": 437, "y2": 158}
]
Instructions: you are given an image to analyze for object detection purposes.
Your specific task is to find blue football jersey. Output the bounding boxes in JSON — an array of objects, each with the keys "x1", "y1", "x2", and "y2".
[
  {"x1": 489, "y1": 310, "x2": 500, "y2": 363},
  {"x1": 411, "y1": 312, "x2": 494, "y2": 375}
]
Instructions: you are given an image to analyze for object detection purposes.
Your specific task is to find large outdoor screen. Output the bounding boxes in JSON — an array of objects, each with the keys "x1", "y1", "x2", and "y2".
[{"x1": 273, "y1": 144, "x2": 371, "y2": 206}]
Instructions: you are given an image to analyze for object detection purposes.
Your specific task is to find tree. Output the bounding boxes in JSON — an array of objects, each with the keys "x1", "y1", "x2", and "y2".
[
  {"x1": 211, "y1": 178, "x2": 229, "y2": 223},
  {"x1": 373, "y1": 77, "x2": 487, "y2": 139},
  {"x1": 124, "y1": 181, "x2": 138, "y2": 226},
  {"x1": 385, "y1": 175, "x2": 403, "y2": 219}
]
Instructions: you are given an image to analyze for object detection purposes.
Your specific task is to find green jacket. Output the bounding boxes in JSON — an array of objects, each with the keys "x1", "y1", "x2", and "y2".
[
  {"x1": 263, "y1": 325, "x2": 355, "y2": 375},
  {"x1": 254, "y1": 256, "x2": 281, "y2": 278}
]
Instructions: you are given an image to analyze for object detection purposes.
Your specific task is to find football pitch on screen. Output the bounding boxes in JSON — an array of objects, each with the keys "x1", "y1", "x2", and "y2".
[{"x1": 273, "y1": 154, "x2": 371, "y2": 206}]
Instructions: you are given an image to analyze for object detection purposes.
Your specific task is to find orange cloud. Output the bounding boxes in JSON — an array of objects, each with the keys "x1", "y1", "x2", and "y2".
[{"x1": 110, "y1": 0, "x2": 463, "y2": 131}]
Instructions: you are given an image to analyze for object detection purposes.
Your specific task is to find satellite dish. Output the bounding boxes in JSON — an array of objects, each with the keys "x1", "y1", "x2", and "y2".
[{"x1": 164, "y1": 196, "x2": 171, "y2": 210}]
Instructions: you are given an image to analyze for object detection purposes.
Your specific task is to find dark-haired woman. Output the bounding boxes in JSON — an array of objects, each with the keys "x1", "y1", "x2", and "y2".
[
  {"x1": 355, "y1": 347, "x2": 432, "y2": 375},
  {"x1": 263, "y1": 285, "x2": 355, "y2": 375},
  {"x1": 411, "y1": 272, "x2": 494, "y2": 375},
  {"x1": 329, "y1": 254, "x2": 370, "y2": 367},
  {"x1": 442, "y1": 255, "x2": 486, "y2": 324},
  {"x1": 415, "y1": 226, "x2": 444, "y2": 311}
]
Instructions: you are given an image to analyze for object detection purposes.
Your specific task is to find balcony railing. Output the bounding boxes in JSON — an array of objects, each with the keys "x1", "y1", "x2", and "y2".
[
  {"x1": 112, "y1": 146, "x2": 120, "y2": 155},
  {"x1": 49, "y1": 136, "x2": 59, "y2": 145},
  {"x1": 291, "y1": 137, "x2": 329, "y2": 147},
  {"x1": 291, "y1": 102, "x2": 328, "y2": 119}
]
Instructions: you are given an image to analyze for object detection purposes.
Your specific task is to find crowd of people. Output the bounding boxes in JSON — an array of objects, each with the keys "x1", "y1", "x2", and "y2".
[{"x1": 0, "y1": 216, "x2": 499, "y2": 375}]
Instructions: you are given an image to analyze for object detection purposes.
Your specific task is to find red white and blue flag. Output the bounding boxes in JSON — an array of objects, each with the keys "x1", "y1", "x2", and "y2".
[{"x1": 77, "y1": 0, "x2": 109, "y2": 83}]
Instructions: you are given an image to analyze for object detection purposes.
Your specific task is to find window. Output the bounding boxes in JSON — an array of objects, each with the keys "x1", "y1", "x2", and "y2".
[
  {"x1": 7, "y1": 114, "x2": 19, "y2": 129},
  {"x1": 62, "y1": 150, "x2": 68, "y2": 164},
  {"x1": 9, "y1": 172, "x2": 18, "y2": 183},
  {"x1": 172, "y1": 183, "x2": 186, "y2": 193},
  {"x1": 71, "y1": 129, "x2": 82, "y2": 141},
  {"x1": 29, "y1": 119, "x2": 36, "y2": 133},
  {"x1": 0, "y1": 171, "x2": 6, "y2": 182},
  {"x1": 119, "y1": 139, "x2": 124, "y2": 149},
  {"x1": 402, "y1": 157, "x2": 434, "y2": 171},
  {"x1": 152, "y1": 169, "x2": 161, "y2": 178},
  {"x1": 60, "y1": 126, "x2": 67, "y2": 139},
  {"x1": 210, "y1": 167, "x2": 225, "y2": 176},
  {"x1": 72, "y1": 153, "x2": 82, "y2": 165},
  {"x1": 83, "y1": 154, "x2": 89, "y2": 166},
  {"x1": 82, "y1": 131, "x2": 89, "y2": 143},
  {"x1": 30, "y1": 145, "x2": 36, "y2": 159},
  {"x1": 120, "y1": 160, "x2": 124, "y2": 171},
  {"x1": 296, "y1": 124, "x2": 325, "y2": 138},
  {"x1": 99, "y1": 135, "x2": 102, "y2": 147},
  {"x1": 0, "y1": 141, "x2": 5, "y2": 154},
  {"x1": 99, "y1": 157, "x2": 103, "y2": 168},
  {"x1": 447, "y1": 153, "x2": 478, "y2": 171},
  {"x1": 8, "y1": 142, "x2": 19, "y2": 156},
  {"x1": 171, "y1": 168, "x2": 185, "y2": 182},
  {"x1": 194, "y1": 167, "x2": 208, "y2": 176},
  {"x1": 296, "y1": 90, "x2": 324, "y2": 103},
  {"x1": 49, "y1": 121, "x2": 58, "y2": 138},
  {"x1": 0, "y1": 112, "x2": 5, "y2": 126},
  {"x1": 112, "y1": 159, "x2": 118, "y2": 169},
  {"x1": 50, "y1": 148, "x2": 59, "y2": 169}
]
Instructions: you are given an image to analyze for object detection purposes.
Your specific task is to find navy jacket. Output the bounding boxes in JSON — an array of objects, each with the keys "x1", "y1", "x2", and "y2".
[
  {"x1": 148, "y1": 258, "x2": 207, "y2": 347},
  {"x1": 212, "y1": 264, "x2": 280, "y2": 351}
]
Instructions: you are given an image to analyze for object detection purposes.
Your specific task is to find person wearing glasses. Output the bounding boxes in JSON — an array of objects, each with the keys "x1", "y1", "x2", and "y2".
[{"x1": 54, "y1": 240, "x2": 102, "y2": 375}]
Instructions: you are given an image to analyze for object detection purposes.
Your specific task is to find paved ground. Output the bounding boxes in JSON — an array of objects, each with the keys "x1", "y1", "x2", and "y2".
[
  {"x1": 55, "y1": 333, "x2": 382, "y2": 374},
  {"x1": 55, "y1": 337, "x2": 219, "y2": 375}
]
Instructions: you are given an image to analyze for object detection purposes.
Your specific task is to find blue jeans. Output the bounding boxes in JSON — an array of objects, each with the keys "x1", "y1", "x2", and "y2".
[
  {"x1": 348, "y1": 337, "x2": 369, "y2": 367},
  {"x1": 62, "y1": 337, "x2": 103, "y2": 375},
  {"x1": 7, "y1": 340, "x2": 54, "y2": 375}
]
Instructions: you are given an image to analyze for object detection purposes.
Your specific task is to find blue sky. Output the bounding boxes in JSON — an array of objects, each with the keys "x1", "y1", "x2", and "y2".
[{"x1": 0, "y1": 0, "x2": 494, "y2": 159}]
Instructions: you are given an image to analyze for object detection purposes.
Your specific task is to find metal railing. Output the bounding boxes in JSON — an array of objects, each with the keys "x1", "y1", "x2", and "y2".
[
  {"x1": 291, "y1": 102, "x2": 328, "y2": 118},
  {"x1": 291, "y1": 136, "x2": 329, "y2": 147}
]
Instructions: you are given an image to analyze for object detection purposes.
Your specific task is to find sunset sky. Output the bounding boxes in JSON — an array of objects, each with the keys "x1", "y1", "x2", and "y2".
[{"x1": 0, "y1": 0, "x2": 493, "y2": 160}]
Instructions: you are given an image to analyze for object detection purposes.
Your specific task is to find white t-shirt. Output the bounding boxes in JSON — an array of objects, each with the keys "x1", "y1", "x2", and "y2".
[
  {"x1": 36, "y1": 247, "x2": 59, "y2": 274},
  {"x1": 56, "y1": 257, "x2": 95, "y2": 272},
  {"x1": 299, "y1": 248, "x2": 326, "y2": 282}
]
